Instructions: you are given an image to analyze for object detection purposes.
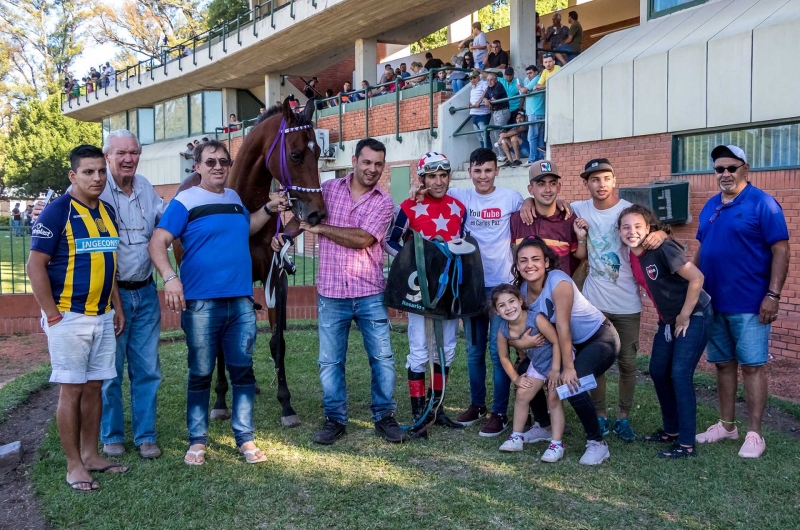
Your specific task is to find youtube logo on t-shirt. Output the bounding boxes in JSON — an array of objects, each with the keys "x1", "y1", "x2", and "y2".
[{"x1": 481, "y1": 208, "x2": 501, "y2": 219}]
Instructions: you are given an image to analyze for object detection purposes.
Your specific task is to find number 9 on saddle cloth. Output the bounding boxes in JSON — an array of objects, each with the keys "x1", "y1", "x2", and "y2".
[{"x1": 385, "y1": 231, "x2": 485, "y2": 319}]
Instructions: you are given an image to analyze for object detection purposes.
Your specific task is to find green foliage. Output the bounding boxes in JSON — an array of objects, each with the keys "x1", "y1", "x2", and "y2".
[
  {"x1": 0, "y1": 363, "x2": 51, "y2": 424},
  {"x1": 205, "y1": 0, "x2": 250, "y2": 30},
  {"x1": 478, "y1": 0, "x2": 510, "y2": 31},
  {"x1": 410, "y1": 28, "x2": 448, "y2": 54},
  {"x1": 0, "y1": 216, "x2": 9, "y2": 226},
  {"x1": 2, "y1": 95, "x2": 100, "y2": 197},
  {"x1": 536, "y1": 0, "x2": 569, "y2": 16}
]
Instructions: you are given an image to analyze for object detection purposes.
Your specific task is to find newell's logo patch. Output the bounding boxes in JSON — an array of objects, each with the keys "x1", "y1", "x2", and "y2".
[
  {"x1": 480, "y1": 208, "x2": 501, "y2": 220},
  {"x1": 75, "y1": 237, "x2": 119, "y2": 254},
  {"x1": 31, "y1": 223, "x2": 53, "y2": 238},
  {"x1": 646, "y1": 264, "x2": 658, "y2": 281}
]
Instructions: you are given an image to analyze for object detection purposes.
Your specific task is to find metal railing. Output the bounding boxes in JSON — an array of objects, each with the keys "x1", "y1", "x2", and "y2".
[
  {"x1": 61, "y1": 0, "x2": 308, "y2": 111},
  {"x1": 214, "y1": 116, "x2": 262, "y2": 143},
  {"x1": 448, "y1": 91, "x2": 545, "y2": 148},
  {"x1": 310, "y1": 67, "x2": 472, "y2": 147}
]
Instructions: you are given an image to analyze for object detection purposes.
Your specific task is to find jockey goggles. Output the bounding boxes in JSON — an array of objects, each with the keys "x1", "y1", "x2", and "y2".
[{"x1": 417, "y1": 158, "x2": 451, "y2": 176}]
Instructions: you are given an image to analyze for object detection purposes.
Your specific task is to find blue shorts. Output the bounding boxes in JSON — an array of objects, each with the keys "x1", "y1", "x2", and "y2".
[{"x1": 706, "y1": 312, "x2": 770, "y2": 367}]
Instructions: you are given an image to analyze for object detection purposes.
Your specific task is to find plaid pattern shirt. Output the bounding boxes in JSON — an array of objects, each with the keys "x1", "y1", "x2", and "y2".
[{"x1": 316, "y1": 174, "x2": 394, "y2": 299}]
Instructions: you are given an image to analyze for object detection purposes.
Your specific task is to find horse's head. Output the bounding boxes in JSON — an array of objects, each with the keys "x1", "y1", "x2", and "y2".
[{"x1": 263, "y1": 98, "x2": 327, "y2": 226}]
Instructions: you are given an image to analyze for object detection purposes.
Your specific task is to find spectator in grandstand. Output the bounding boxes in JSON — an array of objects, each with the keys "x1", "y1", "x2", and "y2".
[
  {"x1": 259, "y1": 107, "x2": 267, "y2": 116},
  {"x1": 228, "y1": 113, "x2": 241, "y2": 132},
  {"x1": 201, "y1": 137, "x2": 209, "y2": 143},
  {"x1": 534, "y1": 53, "x2": 561, "y2": 92},
  {"x1": 180, "y1": 142, "x2": 194, "y2": 159},
  {"x1": 496, "y1": 112, "x2": 529, "y2": 167},
  {"x1": 465, "y1": 22, "x2": 488, "y2": 69},
  {"x1": 449, "y1": 51, "x2": 475, "y2": 94},
  {"x1": 486, "y1": 41, "x2": 510, "y2": 70},
  {"x1": 405, "y1": 62, "x2": 430, "y2": 87},
  {"x1": 553, "y1": 11, "x2": 583, "y2": 65},
  {"x1": 399, "y1": 63, "x2": 410, "y2": 78},
  {"x1": 303, "y1": 77, "x2": 321, "y2": 99},
  {"x1": 104, "y1": 62, "x2": 116, "y2": 88},
  {"x1": 71, "y1": 78, "x2": 80, "y2": 99},
  {"x1": 325, "y1": 89, "x2": 337, "y2": 107},
  {"x1": 84, "y1": 77, "x2": 93, "y2": 94},
  {"x1": 379, "y1": 64, "x2": 393, "y2": 85},
  {"x1": 436, "y1": 69, "x2": 449, "y2": 89},
  {"x1": 180, "y1": 45, "x2": 191, "y2": 58},
  {"x1": 499, "y1": 67, "x2": 521, "y2": 123},
  {"x1": 375, "y1": 70, "x2": 401, "y2": 96},
  {"x1": 100, "y1": 65, "x2": 108, "y2": 88},
  {"x1": 483, "y1": 73, "x2": 510, "y2": 157},
  {"x1": 339, "y1": 82, "x2": 356, "y2": 103},
  {"x1": 518, "y1": 65, "x2": 545, "y2": 164},
  {"x1": 63, "y1": 78, "x2": 74, "y2": 100},
  {"x1": 468, "y1": 71, "x2": 491, "y2": 149},
  {"x1": 424, "y1": 52, "x2": 444, "y2": 70},
  {"x1": 545, "y1": 13, "x2": 569, "y2": 53}
]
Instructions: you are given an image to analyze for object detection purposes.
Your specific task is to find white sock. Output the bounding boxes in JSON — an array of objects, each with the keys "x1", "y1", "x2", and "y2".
[
  {"x1": 551, "y1": 440, "x2": 562, "y2": 445},
  {"x1": 512, "y1": 431, "x2": 523, "y2": 437}
]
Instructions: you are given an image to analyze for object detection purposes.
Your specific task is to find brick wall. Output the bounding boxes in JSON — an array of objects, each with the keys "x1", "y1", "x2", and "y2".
[
  {"x1": 551, "y1": 134, "x2": 800, "y2": 361},
  {"x1": 317, "y1": 91, "x2": 451, "y2": 144},
  {"x1": 287, "y1": 43, "x2": 391, "y2": 99}
]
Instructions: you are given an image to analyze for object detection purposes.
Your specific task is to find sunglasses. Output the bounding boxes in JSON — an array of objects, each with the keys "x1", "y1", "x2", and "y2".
[
  {"x1": 202, "y1": 158, "x2": 232, "y2": 168},
  {"x1": 708, "y1": 202, "x2": 734, "y2": 223},
  {"x1": 713, "y1": 163, "x2": 745, "y2": 174},
  {"x1": 542, "y1": 53, "x2": 553, "y2": 58}
]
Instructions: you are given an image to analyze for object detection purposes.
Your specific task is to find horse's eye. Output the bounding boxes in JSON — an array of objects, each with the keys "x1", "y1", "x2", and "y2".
[{"x1": 290, "y1": 151, "x2": 302, "y2": 162}]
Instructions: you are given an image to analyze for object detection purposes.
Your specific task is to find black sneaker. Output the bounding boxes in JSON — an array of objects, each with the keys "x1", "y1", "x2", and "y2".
[
  {"x1": 374, "y1": 414, "x2": 410, "y2": 443},
  {"x1": 313, "y1": 419, "x2": 346, "y2": 445},
  {"x1": 479, "y1": 413, "x2": 509, "y2": 438},
  {"x1": 456, "y1": 404, "x2": 488, "y2": 426}
]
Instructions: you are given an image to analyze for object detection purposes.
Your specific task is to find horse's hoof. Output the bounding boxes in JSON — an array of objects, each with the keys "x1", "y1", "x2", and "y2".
[
  {"x1": 281, "y1": 415, "x2": 301, "y2": 428},
  {"x1": 210, "y1": 408, "x2": 231, "y2": 421}
]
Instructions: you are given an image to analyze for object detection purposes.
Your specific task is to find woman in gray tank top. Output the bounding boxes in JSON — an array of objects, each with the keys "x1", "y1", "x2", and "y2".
[{"x1": 509, "y1": 237, "x2": 621, "y2": 466}]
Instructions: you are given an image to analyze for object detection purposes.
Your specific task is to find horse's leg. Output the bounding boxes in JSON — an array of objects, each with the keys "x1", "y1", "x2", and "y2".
[
  {"x1": 272, "y1": 274, "x2": 300, "y2": 427},
  {"x1": 210, "y1": 347, "x2": 231, "y2": 420}
]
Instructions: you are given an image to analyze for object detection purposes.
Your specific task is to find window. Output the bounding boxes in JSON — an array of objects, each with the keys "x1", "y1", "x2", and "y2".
[
  {"x1": 203, "y1": 90, "x2": 223, "y2": 133},
  {"x1": 128, "y1": 110, "x2": 138, "y2": 138},
  {"x1": 673, "y1": 122, "x2": 800, "y2": 173},
  {"x1": 190, "y1": 92, "x2": 203, "y2": 136},
  {"x1": 649, "y1": 0, "x2": 706, "y2": 19},
  {"x1": 138, "y1": 108, "x2": 155, "y2": 145},
  {"x1": 109, "y1": 112, "x2": 127, "y2": 132},
  {"x1": 102, "y1": 118, "x2": 111, "y2": 144},
  {"x1": 164, "y1": 96, "x2": 188, "y2": 140},
  {"x1": 154, "y1": 103, "x2": 165, "y2": 141}
]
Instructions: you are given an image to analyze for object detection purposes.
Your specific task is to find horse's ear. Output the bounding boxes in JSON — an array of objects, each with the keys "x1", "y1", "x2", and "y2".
[
  {"x1": 302, "y1": 99, "x2": 316, "y2": 122},
  {"x1": 281, "y1": 97, "x2": 294, "y2": 123}
]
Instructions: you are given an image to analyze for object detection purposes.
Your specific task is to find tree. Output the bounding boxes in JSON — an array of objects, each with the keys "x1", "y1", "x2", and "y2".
[
  {"x1": 88, "y1": 0, "x2": 205, "y2": 66},
  {"x1": 206, "y1": 0, "x2": 250, "y2": 31},
  {"x1": 2, "y1": 95, "x2": 101, "y2": 197}
]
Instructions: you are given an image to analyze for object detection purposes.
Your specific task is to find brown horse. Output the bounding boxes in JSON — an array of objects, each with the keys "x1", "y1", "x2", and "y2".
[{"x1": 173, "y1": 98, "x2": 325, "y2": 427}]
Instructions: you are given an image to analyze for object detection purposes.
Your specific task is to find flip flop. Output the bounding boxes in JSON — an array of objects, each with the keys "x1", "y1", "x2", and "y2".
[
  {"x1": 184, "y1": 449, "x2": 206, "y2": 466},
  {"x1": 238, "y1": 446, "x2": 267, "y2": 464},
  {"x1": 89, "y1": 463, "x2": 130, "y2": 474},
  {"x1": 66, "y1": 479, "x2": 99, "y2": 493}
]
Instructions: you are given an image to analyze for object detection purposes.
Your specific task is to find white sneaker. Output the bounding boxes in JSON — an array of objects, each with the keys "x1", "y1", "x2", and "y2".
[
  {"x1": 497, "y1": 155, "x2": 507, "y2": 162},
  {"x1": 579, "y1": 440, "x2": 610, "y2": 465},
  {"x1": 541, "y1": 442, "x2": 564, "y2": 463},
  {"x1": 522, "y1": 422, "x2": 551, "y2": 443},
  {"x1": 499, "y1": 434, "x2": 524, "y2": 452}
]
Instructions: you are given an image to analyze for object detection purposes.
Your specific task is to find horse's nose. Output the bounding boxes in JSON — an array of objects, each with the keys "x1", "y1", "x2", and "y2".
[{"x1": 306, "y1": 210, "x2": 325, "y2": 226}]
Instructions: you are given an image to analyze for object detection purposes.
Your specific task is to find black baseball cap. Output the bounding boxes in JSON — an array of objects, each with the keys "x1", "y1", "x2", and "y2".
[{"x1": 580, "y1": 158, "x2": 614, "y2": 179}]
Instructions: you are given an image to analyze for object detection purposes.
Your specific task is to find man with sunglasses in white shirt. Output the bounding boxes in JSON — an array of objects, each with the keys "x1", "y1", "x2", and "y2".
[{"x1": 95, "y1": 129, "x2": 167, "y2": 459}]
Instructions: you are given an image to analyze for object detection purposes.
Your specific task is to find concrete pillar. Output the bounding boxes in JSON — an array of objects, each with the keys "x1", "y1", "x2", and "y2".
[
  {"x1": 355, "y1": 37, "x2": 378, "y2": 86},
  {"x1": 221, "y1": 88, "x2": 237, "y2": 123},
  {"x1": 510, "y1": 0, "x2": 538, "y2": 74},
  {"x1": 264, "y1": 73, "x2": 282, "y2": 108}
]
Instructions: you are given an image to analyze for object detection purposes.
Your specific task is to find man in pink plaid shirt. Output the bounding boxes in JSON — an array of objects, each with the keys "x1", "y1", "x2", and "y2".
[{"x1": 273, "y1": 138, "x2": 408, "y2": 445}]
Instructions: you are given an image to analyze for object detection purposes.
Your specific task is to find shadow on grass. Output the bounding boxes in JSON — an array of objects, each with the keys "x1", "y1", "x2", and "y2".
[{"x1": 32, "y1": 330, "x2": 800, "y2": 530}]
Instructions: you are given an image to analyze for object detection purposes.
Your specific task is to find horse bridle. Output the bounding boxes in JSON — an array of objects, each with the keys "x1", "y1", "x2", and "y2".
[
  {"x1": 265, "y1": 117, "x2": 321, "y2": 236},
  {"x1": 264, "y1": 117, "x2": 322, "y2": 308}
]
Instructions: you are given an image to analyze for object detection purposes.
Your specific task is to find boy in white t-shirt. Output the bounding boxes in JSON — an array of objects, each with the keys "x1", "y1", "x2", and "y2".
[
  {"x1": 447, "y1": 148, "x2": 523, "y2": 437},
  {"x1": 571, "y1": 158, "x2": 666, "y2": 442}
]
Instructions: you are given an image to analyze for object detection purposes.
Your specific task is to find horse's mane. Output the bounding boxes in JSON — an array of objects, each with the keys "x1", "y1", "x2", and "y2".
[{"x1": 255, "y1": 100, "x2": 315, "y2": 126}]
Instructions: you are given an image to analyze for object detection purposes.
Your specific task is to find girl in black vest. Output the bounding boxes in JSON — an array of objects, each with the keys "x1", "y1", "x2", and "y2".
[{"x1": 618, "y1": 205, "x2": 712, "y2": 458}]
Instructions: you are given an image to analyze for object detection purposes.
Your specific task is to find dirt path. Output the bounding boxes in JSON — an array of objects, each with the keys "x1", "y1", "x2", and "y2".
[
  {"x1": 0, "y1": 333, "x2": 49, "y2": 390},
  {"x1": 0, "y1": 384, "x2": 57, "y2": 530}
]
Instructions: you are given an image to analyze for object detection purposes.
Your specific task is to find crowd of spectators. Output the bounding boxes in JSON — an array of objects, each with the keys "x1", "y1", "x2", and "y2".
[{"x1": 62, "y1": 62, "x2": 117, "y2": 100}]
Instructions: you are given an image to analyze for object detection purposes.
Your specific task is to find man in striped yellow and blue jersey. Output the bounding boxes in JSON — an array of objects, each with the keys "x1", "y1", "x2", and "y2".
[{"x1": 27, "y1": 144, "x2": 128, "y2": 493}]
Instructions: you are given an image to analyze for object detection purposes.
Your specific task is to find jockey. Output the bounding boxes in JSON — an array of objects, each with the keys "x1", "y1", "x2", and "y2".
[{"x1": 386, "y1": 152, "x2": 467, "y2": 438}]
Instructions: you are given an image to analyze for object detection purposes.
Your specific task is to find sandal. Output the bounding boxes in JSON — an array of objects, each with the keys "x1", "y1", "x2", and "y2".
[
  {"x1": 643, "y1": 429, "x2": 678, "y2": 444},
  {"x1": 238, "y1": 445, "x2": 267, "y2": 464},
  {"x1": 66, "y1": 479, "x2": 99, "y2": 493},
  {"x1": 184, "y1": 448, "x2": 206, "y2": 466},
  {"x1": 658, "y1": 443, "x2": 697, "y2": 459},
  {"x1": 88, "y1": 463, "x2": 130, "y2": 473}
]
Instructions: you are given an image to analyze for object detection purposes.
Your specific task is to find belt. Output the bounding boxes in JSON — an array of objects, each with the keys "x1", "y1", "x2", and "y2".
[{"x1": 118, "y1": 276, "x2": 154, "y2": 290}]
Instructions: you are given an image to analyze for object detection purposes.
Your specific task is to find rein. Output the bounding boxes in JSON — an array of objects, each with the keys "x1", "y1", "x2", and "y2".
[{"x1": 263, "y1": 117, "x2": 320, "y2": 307}]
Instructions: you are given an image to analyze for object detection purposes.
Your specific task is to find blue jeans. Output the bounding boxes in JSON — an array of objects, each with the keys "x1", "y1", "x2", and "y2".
[
  {"x1": 182, "y1": 297, "x2": 257, "y2": 447},
  {"x1": 471, "y1": 114, "x2": 491, "y2": 149},
  {"x1": 649, "y1": 305, "x2": 712, "y2": 446},
  {"x1": 11, "y1": 219, "x2": 20, "y2": 236},
  {"x1": 101, "y1": 282, "x2": 162, "y2": 445},
  {"x1": 318, "y1": 293, "x2": 396, "y2": 424},
  {"x1": 527, "y1": 114, "x2": 545, "y2": 161},
  {"x1": 463, "y1": 287, "x2": 507, "y2": 415},
  {"x1": 451, "y1": 78, "x2": 466, "y2": 93}
]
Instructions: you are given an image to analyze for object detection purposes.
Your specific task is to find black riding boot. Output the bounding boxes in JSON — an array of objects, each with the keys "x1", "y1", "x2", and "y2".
[
  {"x1": 408, "y1": 369, "x2": 428, "y2": 439},
  {"x1": 431, "y1": 365, "x2": 465, "y2": 429}
]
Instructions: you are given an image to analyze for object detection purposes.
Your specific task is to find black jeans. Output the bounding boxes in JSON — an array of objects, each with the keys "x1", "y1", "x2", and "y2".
[{"x1": 531, "y1": 319, "x2": 620, "y2": 442}]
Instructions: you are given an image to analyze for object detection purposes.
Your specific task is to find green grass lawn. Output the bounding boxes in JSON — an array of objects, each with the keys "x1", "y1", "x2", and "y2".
[
  {"x1": 0, "y1": 227, "x2": 33, "y2": 294},
  {"x1": 32, "y1": 327, "x2": 800, "y2": 530}
]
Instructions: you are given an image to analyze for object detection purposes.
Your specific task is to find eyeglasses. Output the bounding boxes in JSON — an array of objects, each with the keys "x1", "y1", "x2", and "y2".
[
  {"x1": 542, "y1": 53, "x2": 553, "y2": 58},
  {"x1": 420, "y1": 160, "x2": 451, "y2": 174},
  {"x1": 713, "y1": 163, "x2": 745, "y2": 174},
  {"x1": 708, "y1": 202, "x2": 734, "y2": 223},
  {"x1": 202, "y1": 158, "x2": 232, "y2": 168}
]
